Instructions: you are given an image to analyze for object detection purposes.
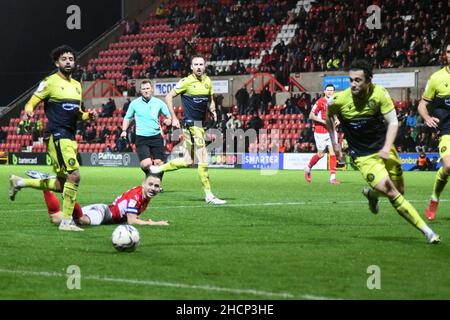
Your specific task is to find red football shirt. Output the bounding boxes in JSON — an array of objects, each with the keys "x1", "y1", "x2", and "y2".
[
  {"x1": 108, "y1": 186, "x2": 149, "y2": 223},
  {"x1": 311, "y1": 97, "x2": 329, "y2": 134}
]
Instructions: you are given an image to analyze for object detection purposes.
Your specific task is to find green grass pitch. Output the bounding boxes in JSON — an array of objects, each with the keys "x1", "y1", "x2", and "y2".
[{"x1": 0, "y1": 165, "x2": 449, "y2": 299}]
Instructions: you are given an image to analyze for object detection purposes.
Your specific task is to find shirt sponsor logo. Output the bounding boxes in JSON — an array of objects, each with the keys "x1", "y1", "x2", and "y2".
[{"x1": 62, "y1": 103, "x2": 80, "y2": 111}]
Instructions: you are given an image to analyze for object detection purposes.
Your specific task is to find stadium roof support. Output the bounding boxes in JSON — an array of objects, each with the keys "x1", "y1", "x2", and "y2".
[
  {"x1": 240, "y1": 73, "x2": 306, "y2": 94},
  {"x1": 83, "y1": 79, "x2": 123, "y2": 99}
]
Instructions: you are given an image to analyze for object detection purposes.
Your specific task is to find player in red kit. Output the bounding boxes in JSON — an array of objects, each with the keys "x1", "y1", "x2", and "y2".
[
  {"x1": 304, "y1": 84, "x2": 340, "y2": 184},
  {"x1": 35, "y1": 173, "x2": 169, "y2": 227}
]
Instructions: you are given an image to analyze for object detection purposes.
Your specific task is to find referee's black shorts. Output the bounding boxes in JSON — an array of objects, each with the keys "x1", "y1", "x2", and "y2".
[{"x1": 135, "y1": 134, "x2": 166, "y2": 162}]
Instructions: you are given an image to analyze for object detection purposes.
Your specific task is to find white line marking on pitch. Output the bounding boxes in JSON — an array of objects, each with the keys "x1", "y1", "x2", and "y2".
[
  {"x1": 0, "y1": 268, "x2": 340, "y2": 300},
  {"x1": 1, "y1": 198, "x2": 448, "y2": 213}
]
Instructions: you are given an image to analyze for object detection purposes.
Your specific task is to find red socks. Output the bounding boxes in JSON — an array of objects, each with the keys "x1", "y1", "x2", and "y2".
[
  {"x1": 330, "y1": 155, "x2": 337, "y2": 174},
  {"x1": 43, "y1": 191, "x2": 60, "y2": 215},
  {"x1": 308, "y1": 154, "x2": 321, "y2": 169},
  {"x1": 43, "y1": 191, "x2": 83, "y2": 220}
]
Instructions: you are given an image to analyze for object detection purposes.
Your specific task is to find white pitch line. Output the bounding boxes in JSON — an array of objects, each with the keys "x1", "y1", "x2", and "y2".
[
  {"x1": 1, "y1": 198, "x2": 448, "y2": 213},
  {"x1": 0, "y1": 268, "x2": 340, "y2": 300}
]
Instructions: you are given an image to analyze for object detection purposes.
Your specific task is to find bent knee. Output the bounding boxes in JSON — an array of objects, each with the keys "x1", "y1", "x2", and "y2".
[
  {"x1": 67, "y1": 170, "x2": 81, "y2": 184},
  {"x1": 140, "y1": 159, "x2": 153, "y2": 169}
]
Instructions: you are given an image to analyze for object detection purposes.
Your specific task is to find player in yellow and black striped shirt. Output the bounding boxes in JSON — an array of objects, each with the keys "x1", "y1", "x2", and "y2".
[
  {"x1": 418, "y1": 42, "x2": 450, "y2": 221},
  {"x1": 8, "y1": 45, "x2": 97, "y2": 231},
  {"x1": 327, "y1": 59, "x2": 440, "y2": 244},
  {"x1": 150, "y1": 55, "x2": 226, "y2": 205}
]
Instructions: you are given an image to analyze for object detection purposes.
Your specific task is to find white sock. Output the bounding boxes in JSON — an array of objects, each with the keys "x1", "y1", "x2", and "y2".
[
  {"x1": 422, "y1": 225, "x2": 434, "y2": 238},
  {"x1": 330, "y1": 173, "x2": 336, "y2": 180},
  {"x1": 17, "y1": 180, "x2": 25, "y2": 187}
]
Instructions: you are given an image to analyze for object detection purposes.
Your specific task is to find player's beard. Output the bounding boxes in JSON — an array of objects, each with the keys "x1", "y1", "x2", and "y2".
[{"x1": 59, "y1": 65, "x2": 74, "y2": 77}]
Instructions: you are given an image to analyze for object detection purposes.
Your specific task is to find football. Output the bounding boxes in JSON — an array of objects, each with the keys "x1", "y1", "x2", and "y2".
[{"x1": 112, "y1": 224, "x2": 140, "y2": 252}]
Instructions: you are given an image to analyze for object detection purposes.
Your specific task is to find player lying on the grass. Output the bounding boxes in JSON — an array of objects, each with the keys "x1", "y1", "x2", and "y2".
[{"x1": 25, "y1": 171, "x2": 169, "y2": 227}]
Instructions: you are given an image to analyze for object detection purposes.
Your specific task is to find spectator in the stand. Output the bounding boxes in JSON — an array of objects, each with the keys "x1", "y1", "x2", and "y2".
[
  {"x1": 30, "y1": 115, "x2": 43, "y2": 142},
  {"x1": 0, "y1": 126, "x2": 7, "y2": 143},
  {"x1": 409, "y1": 151, "x2": 431, "y2": 171},
  {"x1": 185, "y1": 7, "x2": 197, "y2": 23},
  {"x1": 104, "y1": 145, "x2": 113, "y2": 153},
  {"x1": 84, "y1": 125, "x2": 96, "y2": 143},
  {"x1": 97, "y1": 126, "x2": 111, "y2": 144},
  {"x1": 169, "y1": 5, "x2": 183, "y2": 27},
  {"x1": 297, "y1": 92, "x2": 311, "y2": 119},
  {"x1": 235, "y1": 86, "x2": 250, "y2": 115},
  {"x1": 155, "y1": 4, "x2": 168, "y2": 19},
  {"x1": 397, "y1": 130, "x2": 416, "y2": 152},
  {"x1": 254, "y1": 26, "x2": 266, "y2": 42},
  {"x1": 121, "y1": 19, "x2": 131, "y2": 35},
  {"x1": 145, "y1": 62, "x2": 157, "y2": 79},
  {"x1": 226, "y1": 114, "x2": 242, "y2": 130},
  {"x1": 273, "y1": 40, "x2": 286, "y2": 56},
  {"x1": 130, "y1": 19, "x2": 140, "y2": 35},
  {"x1": 122, "y1": 98, "x2": 131, "y2": 117},
  {"x1": 17, "y1": 115, "x2": 31, "y2": 135},
  {"x1": 128, "y1": 81, "x2": 137, "y2": 97},
  {"x1": 115, "y1": 136, "x2": 132, "y2": 152},
  {"x1": 122, "y1": 64, "x2": 133, "y2": 79},
  {"x1": 283, "y1": 96, "x2": 299, "y2": 114},
  {"x1": 128, "y1": 49, "x2": 143, "y2": 66},
  {"x1": 113, "y1": 125, "x2": 122, "y2": 141},
  {"x1": 326, "y1": 52, "x2": 341, "y2": 71},
  {"x1": 72, "y1": 65, "x2": 84, "y2": 82},
  {"x1": 274, "y1": 64, "x2": 289, "y2": 86},
  {"x1": 426, "y1": 132, "x2": 439, "y2": 152},
  {"x1": 414, "y1": 132, "x2": 426, "y2": 151},
  {"x1": 247, "y1": 112, "x2": 264, "y2": 136},
  {"x1": 100, "y1": 98, "x2": 116, "y2": 118},
  {"x1": 260, "y1": 85, "x2": 272, "y2": 114},
  {"x1": 293, "y1": 142, "x2": 302, "y2": 153},
  {"x1": 248, "y1": 89, "x2": 261, "y2": 114},
  {"x1": 406, "y1": 110, "x2": 417, "y2": 128}
]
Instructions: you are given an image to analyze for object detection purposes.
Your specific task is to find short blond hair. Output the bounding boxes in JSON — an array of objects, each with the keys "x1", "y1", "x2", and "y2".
[{"x1": 140, "y1": 79, "x2": 153, "y2": 87}]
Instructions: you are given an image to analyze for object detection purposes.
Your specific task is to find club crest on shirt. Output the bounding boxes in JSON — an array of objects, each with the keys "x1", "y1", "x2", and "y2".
[
  {"x1": 441, "y1": 146, "x2": 447, "y2": 153},
  {"x1": 367, "y1": 173, "x2": 375, "y2": 182},
  {"x1": 367, "y1": 99, "x2": 377, "y2": 110}
]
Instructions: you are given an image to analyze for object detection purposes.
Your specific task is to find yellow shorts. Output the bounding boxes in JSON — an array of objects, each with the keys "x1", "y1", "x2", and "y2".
[
  {"x1": 354, "y1": 147, "x2": 403, "y2": 188},
  {"x1": 183, "y1": 125, "x2": 205, "y2": 153},
  {"x1": 45, "y1": 135, "x2": 79, "y2": 178},
  {"x1": 438, "y1": 135, "x2": 450, "y2": 159}
]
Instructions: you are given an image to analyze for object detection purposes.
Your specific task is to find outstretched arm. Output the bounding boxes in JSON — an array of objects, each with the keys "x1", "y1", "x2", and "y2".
[{"x1": 127, "y1": 213, "x2": 169, "y2": 226}]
